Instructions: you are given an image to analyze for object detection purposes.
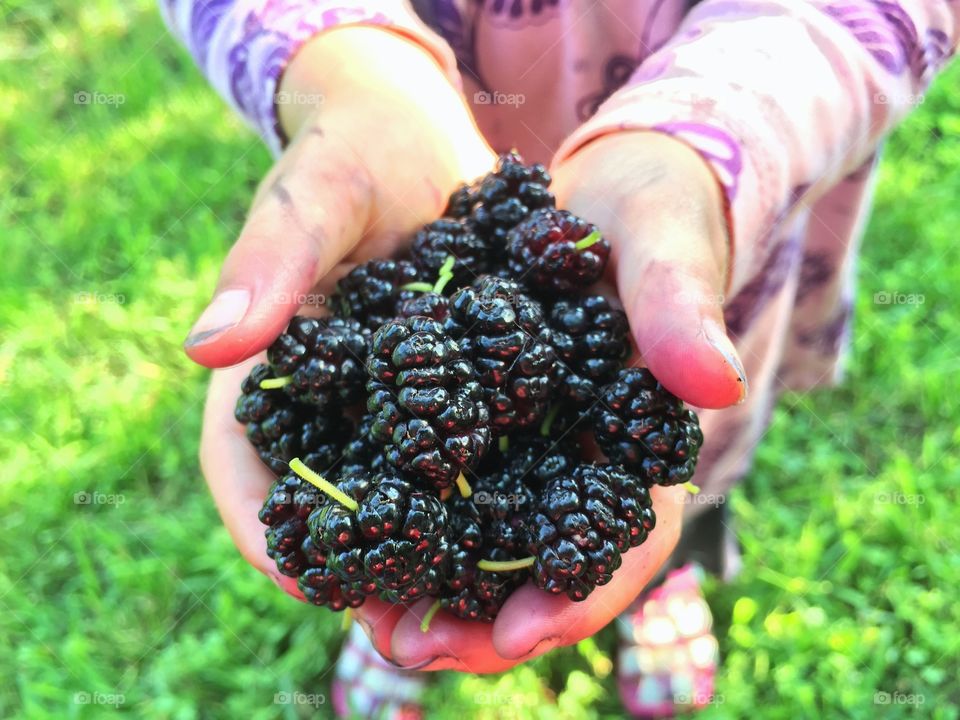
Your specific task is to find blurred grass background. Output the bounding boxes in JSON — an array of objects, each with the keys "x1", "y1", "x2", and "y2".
[{"x1": 1, "y1": 1, "x2": 959, "y2": 718}]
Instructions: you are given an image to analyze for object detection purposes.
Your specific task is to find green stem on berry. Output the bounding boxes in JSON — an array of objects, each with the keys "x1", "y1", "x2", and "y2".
[
  {"x1": 402, "y1": 256, "x2": 458, "y2": 295},
  {"x1": 574, "y1": 230, "x2": 603, "y2": 251},
  {"x1": 498, "y1": 436, "x2": 510, "y2": 453},
  {"x1": 260, "y1": 376, "x2": 292, "y2": 390},
  {"x1": 289, "y1": 458, "x2": 359, "y2": 512},
  {"x1": 420, "y1": 599, "x2": 442, "y2": 633},
  {"x1": 432, "y1": 273, "x2": 453, "y2": 295},
  {"x1": 476, "y1": 556, "x2": 536, "y2": 572},
  {"x1": 540, "y1": 404, "x2": 562, "y2": 437},
  {"x1": 682, "y1": 481, "x2": 701, "y2": 495},
  {"x1": 438, "y1": 254, "x2": 456, "y2": 276},
  {"x1": 431, "y1": 255, "x2": 457, "y2": 294},
  {"x1": 341, "y1": 608, "x2": 353, "y2": 631},
  {"x1": 455, "y1": 472, "x2": 472, "y2": 498}
]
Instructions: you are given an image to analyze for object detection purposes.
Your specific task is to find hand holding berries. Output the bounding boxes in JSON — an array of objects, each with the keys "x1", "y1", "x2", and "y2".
[{"x1": 219, "y1": 149, "x2": 728, "y2": 668}]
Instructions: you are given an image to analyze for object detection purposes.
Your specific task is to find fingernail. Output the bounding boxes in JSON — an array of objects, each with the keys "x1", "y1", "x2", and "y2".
[
  {"x1": 375, "y1": 650, "x2": 440, "y2": 670},
  {"x1": 354, "y1": 616, "x2": 374, "y2": 642},
  {"x1": 506, "y1": 635, "x2": 560, "y2": 660},
  {"x1": 399, "y1": 655, "x2": 444, "y2": 670},
  {"x1": 184, "y1": 288, "x2": 251, "y2": 348},
  {"x1": 702, "y1": 318, "x2": 748, "y2": 402}
]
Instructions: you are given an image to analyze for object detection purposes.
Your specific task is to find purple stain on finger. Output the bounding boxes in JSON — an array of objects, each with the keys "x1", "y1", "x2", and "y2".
[{"x1": 653, "y1": 122, "x2": 743, "y2": 203}]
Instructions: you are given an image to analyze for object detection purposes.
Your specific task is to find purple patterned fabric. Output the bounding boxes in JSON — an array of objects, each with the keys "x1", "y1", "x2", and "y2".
[
  {"x1": 654, "y1": 121, "x2": 744, "y2": 201},
  {"x1": 190, "y1": 0, "x2": 233, "y2": 68},
  {"x1": 158, "y1": 0, "x2": 958, "y2": 506},
  {"x1": 724, "y1": 230, "x2": 805, "y2": 338},
  {"x1": 798, "y1": 302, "x2": 854, "y2": 355},
  {"x1": 160, "y1": 1, "x2": 450, "y2": 154},
  {"x1": 796, "y1": 252, "x2": 836, "y2": 303},
  {"x1": 821, "y1": 0, "x2": 920, "y2": 75}
]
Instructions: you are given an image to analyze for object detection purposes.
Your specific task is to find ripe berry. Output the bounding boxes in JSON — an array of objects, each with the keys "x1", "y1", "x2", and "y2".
[
  {"x1": 235, "y1": 364, "x2": 351, "y2": 475},
  {"x1": 267, "y1": 316, "x2": 369, "y2": 408},
  {"x1": 593, "y1": 368, "x2": 703, "y2": 486},
  {"x1": 444, "y1": 183, "x2": 475, "y2": 219},
  {"x1": 308, "y1": 470, "x2": 449, "y2": 600},
  {"x1": 257, "y1": 471, "x2": 374, "y2": 613},
  {"x1": 502, "y1": 434, "x2": 582, "y2": 492},
  {"x1": 366, "y1": 317, "x2": 491, "y2": 489},
  {"x1": 442, "y1": 545, "x2": 528, "y2": 622},
  {"x1": 332, "y1": 259, "x2": 421, "y2": 330},
  {"x1": 395, "y1": 292, "x2": 467, "y2": 339},
  {"x1": 448, "y1": 276, "x2": 561, "y2": 432},
  {"x1": 411, "y1": 219, "x2": 492, "y2": 287},
  {"x1": 527, "y1": 464, "x2": 655, "y2": 600},
  {"x1": 340, "y1": 415, "x2": 388, "y2": 474},
  {"x1": 298, "y1": 553, "x2": 375, "y2": 610},
  {"x1": 543, "y1": 295, "x2": 631, "y2": 406},
  {"x1": 467, "y1": 152, "x2": 555, "y2": 249},
  {"x1": 507, "y1": 208, "x2": 610, "y2": 293}
]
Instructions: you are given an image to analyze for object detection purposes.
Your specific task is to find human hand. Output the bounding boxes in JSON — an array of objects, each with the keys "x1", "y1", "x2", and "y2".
[
  {"x1": 190, "y1": 4, "x2": 749, "y2": 661},
  {"x1": 184, "y1": 26, "x2": 494, "y2": 367},
  {"x1": 347, "y1": 132, "x2": 747, "y2": 672},
  {"x1": 190, "y1": 26, "x2": 492, "y2": 587}
]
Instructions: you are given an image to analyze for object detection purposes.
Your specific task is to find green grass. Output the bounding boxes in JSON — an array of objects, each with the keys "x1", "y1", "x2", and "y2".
[{"x1": 2, "y1": 2, "x2": 959, "y2": 718}]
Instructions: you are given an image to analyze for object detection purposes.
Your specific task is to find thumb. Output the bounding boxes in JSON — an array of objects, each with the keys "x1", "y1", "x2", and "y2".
[
  {"x1": 614, "y1": 192, "x2": 746, "y2": 410},
  {"x1": 183, "y1": 139, "x2": 371, "y2": 368},
  {"x1": 555, "y1": 132, "x2": 746, "y2": 409}
]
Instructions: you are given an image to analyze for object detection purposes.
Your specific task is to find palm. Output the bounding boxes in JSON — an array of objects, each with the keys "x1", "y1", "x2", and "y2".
[{"x1": 196, "y1": 88, "x2": 742, "y2": 672}]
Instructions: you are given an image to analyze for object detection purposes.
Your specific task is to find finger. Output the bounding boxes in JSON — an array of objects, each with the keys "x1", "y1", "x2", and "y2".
[
  {"x1": 184, "y1": 133, "x2": 372, "y2": 368},
  {"x1": 554, "y1": 132, "x2": 746, "y2": 409},
  {"x1": 612, "y1": 199, "x2": 746, "y2": 409},
  {"x1": 492, "y1": 485, "x2": 686, "y2": 660},
  {"x1": 200, "y1": 359, "x2": 301, "y2": 599},
  {"x1": 389, "y1": 599, "x2": 521, "y2": 673},
  {"x1": 352, "y1": 598, "x2": 408, "y2": 664}
]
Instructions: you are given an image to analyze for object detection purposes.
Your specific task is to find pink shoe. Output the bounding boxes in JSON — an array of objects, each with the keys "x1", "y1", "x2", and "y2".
[
  {"x1": 616, "y1": 564, "x2": 720, "y2": 718},
  {"x1": 331, "y1": 622, "x2": 426, "y2": 720}
]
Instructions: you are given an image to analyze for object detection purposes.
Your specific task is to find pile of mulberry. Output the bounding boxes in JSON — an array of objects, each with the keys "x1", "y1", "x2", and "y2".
[{"x1": 232, "y1": 153, "x2": 705, "y2": 623}]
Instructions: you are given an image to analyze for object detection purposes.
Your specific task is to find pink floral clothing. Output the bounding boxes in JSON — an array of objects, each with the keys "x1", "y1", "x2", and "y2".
[{"x1": 160, "y1": 0, "x2": 957, "y2": 506}]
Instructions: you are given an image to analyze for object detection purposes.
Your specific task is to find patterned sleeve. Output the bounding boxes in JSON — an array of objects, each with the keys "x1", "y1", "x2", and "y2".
[
  {"x1": 555, "y1": 0, "x2": 958, "y2": 295},
  {"x1": 159, "y1": 0, "x2": 460, "y2": 156}
]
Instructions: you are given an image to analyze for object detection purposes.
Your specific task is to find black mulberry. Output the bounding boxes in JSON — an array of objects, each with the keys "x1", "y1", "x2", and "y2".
[
  {"x1": 266, "y1": 316, "x2": 369, "y2": 408},
  {"x1": 507, "y1": 208, "x2": 610, "y2": 293},
  {"x1": 448, "y1": 277, "x2": 560, "y2": 432},
  {"x1": 308, "y1": 470, "x2": 449, "y2": 600},
  {"x1": 593, "y1": 368, "x2": 703, "y2": 486},
  {"x1": 543, "y1": 295, "x2": 630, "y2": 407},
  {"x1": 332, "y1": 259, "x2": 421, "y2": 330},
  {"x1": 526, "y1": 464, "x2": 655, "y2": 600},
  {"x1": 366, "y1": 317, "x2": 491, "y2": 489}
]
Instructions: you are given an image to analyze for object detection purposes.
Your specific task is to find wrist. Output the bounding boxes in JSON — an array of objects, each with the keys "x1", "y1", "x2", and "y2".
[{"x1": 278, "y1": 26, "x2": 459, "y2": 139}]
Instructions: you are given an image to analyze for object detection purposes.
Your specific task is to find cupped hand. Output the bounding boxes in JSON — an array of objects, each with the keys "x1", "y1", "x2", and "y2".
[
  {"x1": 192, "y1": 27, "x2": 746, "y2": 672},
  {"x1": 192, "y1": 27, "x2": 492, "y2": 587},
  {"x1": 350, "y1": 132, "x2": 748, "y2": 672},
  {"x1": 184, "y1": 26, "x2": 494, "y2": 367}
]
